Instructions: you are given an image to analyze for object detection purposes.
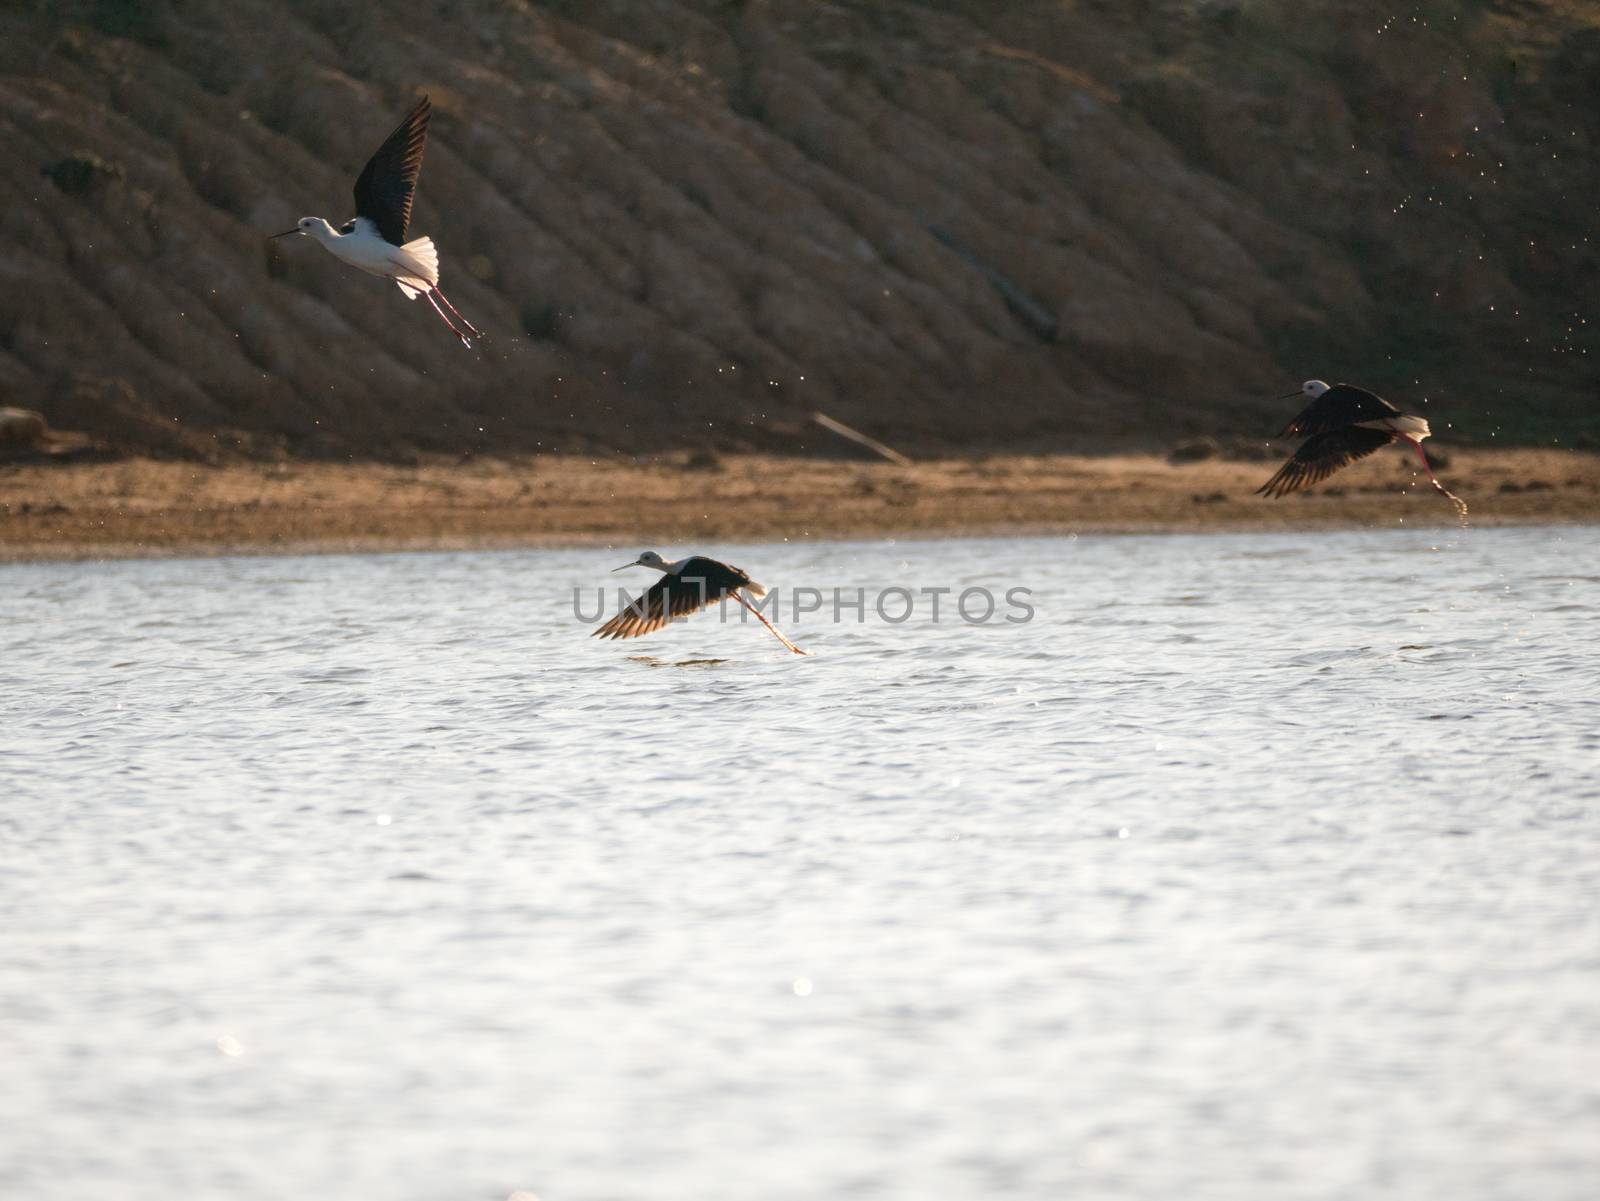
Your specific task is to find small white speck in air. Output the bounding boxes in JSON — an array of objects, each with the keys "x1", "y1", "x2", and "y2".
[
  {"x1": 793, "y1": 978, "x2": 813, "y2": 997},
  {"x1": 375, "y1": 814, "x2": 392, "y2": 826},
  {"x1": 1117, "y1": 828, "x2": 1130, "y2": 839},
  {"x1": 216, "y1": 1035, "x2": 244, "y2": 1057}
]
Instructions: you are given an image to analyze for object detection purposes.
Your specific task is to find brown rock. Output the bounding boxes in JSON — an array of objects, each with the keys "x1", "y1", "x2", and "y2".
[
  {"x1": 0, "y1": 408, "x2": 47, "y2": 448},
  {"x1": 679, "y1": 449, "x2": 724, "y2": 472},
  {"x1": 1169, "y1": 437, "x2": 1220, "y2": 464}
]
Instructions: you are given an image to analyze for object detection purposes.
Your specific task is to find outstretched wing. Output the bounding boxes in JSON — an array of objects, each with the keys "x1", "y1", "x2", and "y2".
[
  {"x1": 1281, "y1": 384, "x2": 1401, "y2": 438},
  {"x1": 593, "y1": 572, "x2": 737, "y2": 640},
  {"x1": 1256, "y1": 427, "x2": 1395, "y2": 498},
  {"x1": 353, "y1": 95, "x2": 430, "y2": 247}
]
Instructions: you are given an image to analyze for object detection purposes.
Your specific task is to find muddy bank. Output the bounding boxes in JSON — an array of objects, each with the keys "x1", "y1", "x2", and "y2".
[{"x1": 2, "y1": 449, "x2": 1595, "y2": 562}]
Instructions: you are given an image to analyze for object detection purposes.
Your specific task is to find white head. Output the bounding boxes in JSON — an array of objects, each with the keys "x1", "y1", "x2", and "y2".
[
  {"x1": 613, "y1": 550, "x2": 669, "y2": 573},
  {"x1": 268, "y1": 217, "x2": 336, "y2": 241},
  {"x1": 1278, "y1": 379, "x2": 1330, "y2": 401}
]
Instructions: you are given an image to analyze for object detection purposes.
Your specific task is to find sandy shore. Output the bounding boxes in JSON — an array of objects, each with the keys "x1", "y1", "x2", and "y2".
[{"x1": 1, "y1": 448, "x2": 1596, "y2": 562}]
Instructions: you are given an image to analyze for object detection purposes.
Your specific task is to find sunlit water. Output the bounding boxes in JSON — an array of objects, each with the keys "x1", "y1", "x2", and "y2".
[{"x1": 3, "y1": 526, "x2": 1599, "y2": 1201}]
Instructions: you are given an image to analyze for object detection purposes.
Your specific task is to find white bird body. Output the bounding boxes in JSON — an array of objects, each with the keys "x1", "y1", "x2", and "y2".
[{"x1": 299, "y1": 217, "x2": 439, "y2": 297}]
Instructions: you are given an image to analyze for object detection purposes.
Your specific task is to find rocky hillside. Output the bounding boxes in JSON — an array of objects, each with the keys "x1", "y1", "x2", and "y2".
[{"x1": 1, "y1": 0, "x2": 1596, "y2": 459}]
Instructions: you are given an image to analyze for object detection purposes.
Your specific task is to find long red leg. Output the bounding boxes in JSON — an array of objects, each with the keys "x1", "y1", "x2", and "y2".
[
  {"x1": 732, "y1": 591, "x2": 809, "y2": 656},
  {"x1": 1405, "y1": 437, "x2": 1469, "y2": 523},
  {"x1": 432, "y1": 287, "x2": 483, "y2": 339},
  {"x1": 424, "y1": 291, "x2": 472, "y2": 347}
]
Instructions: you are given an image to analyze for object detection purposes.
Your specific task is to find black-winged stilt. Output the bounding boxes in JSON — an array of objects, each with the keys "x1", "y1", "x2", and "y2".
[
  {"x1": 596, "y1": 552, "x2": 808, "y2": 656},
  {"x1": 1257, "y1": 380, "x2": 1468, "y2": 518},
  {"x1": 268, "y1": 95, "x2": 482, "y2": 347}
]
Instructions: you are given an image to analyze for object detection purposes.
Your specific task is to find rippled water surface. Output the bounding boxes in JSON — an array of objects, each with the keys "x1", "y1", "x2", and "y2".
[{"x1": 4, "y1": 526, "x2": 1599, "y2": 1200}]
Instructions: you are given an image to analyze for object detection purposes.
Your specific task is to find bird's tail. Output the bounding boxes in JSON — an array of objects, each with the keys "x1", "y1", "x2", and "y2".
[{"x1": 392, "y1": 236, "x2": 440, "y2": 298}]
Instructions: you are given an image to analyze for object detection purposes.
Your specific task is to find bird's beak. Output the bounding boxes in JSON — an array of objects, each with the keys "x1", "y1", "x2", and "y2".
[
  {"x1": 612, "y1": 562, "x2": 639, "y2": 572},
  {"x1": 1274, "y1": 391, "x2": 1302, "y2": 400},
  {"x1": 268, "y1": 228, "x2": 300, "y2": 239}
]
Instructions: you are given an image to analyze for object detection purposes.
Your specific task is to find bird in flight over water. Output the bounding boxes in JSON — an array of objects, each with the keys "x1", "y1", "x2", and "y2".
[
  {"x1": 1258, "y1": 380, "x2": 1467, "y2": 519},
  {"x1": 269, "y1": 95, "x2": 482, "y2": 347},
  {"x1": 596, "y1": 552, "x2": 809, "y2": 656}
]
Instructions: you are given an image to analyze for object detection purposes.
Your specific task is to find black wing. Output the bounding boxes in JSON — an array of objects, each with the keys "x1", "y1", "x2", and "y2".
[
  {"x1": 1281, "y1": 383, "x2": 1401, "y2": 438},
  {"x1": 1256, "y1": 427, "x2": 1396, "y2": 499},
  {"x1": 677, "y1": 557, "x2": 754, "y2": 592},
  {"x1": 593, "y1": 570, "x2": 740, "y2": 641},
  {"x1": 352, "y1": 95, "x2": 431, "y2": 246}
]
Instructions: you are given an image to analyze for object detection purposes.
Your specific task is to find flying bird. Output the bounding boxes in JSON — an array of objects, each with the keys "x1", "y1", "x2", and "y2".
[
  {"x1": 1257, "y1": 380, "x2": 1467, "y2": 518},
  {"x1": 269, "y1": 95, "x2": 482, "y2": 346},
  {"x1": 596, "y1": 552, "x2": 808, "y2": 655}
]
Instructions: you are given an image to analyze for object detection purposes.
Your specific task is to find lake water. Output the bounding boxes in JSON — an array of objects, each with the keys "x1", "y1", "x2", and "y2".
[{"x1": 3, "y1": 525, "x2": 1598, "y2": 1201}]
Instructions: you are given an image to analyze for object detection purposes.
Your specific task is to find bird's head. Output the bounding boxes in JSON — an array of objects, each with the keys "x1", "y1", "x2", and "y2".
[
  {"x1": 269, "y1": 217, "x2": 332, "y2": 240},
  {"x1": 614, "y1": 550, "x2": 668, "y2": 573},
  {"x1": 1278, "y1": 379, "x2": 1331, "y2": 401}
]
